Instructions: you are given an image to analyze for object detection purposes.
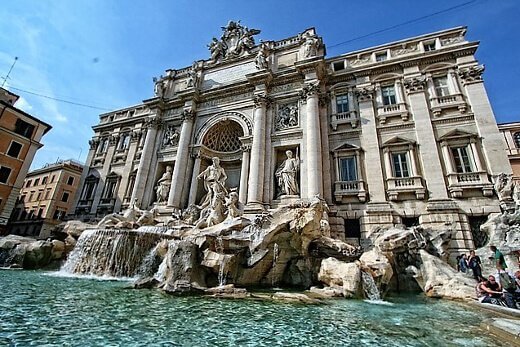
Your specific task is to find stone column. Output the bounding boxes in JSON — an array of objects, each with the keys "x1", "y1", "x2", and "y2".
[
  {"x1": 470, "y1": 140, "x2": 484, "y2": 172},
  {"x1": 247, "y1": 94, "x2": 269, "y2": 207},
  {"x1": 239, "y1": 144, "x2": 251, "y2": 204},
  {"x1": 458, "y1": 65, "x2": 511, "y2": 175},
  {"x1": 168, "y1": 110, "x2": 194, "y2": 208},
  {"x1": 71, "y1": 139, "x2": 98, "y2": 216},
  {"x1": 409, "y1": 146, "x2": 418, "y2": 176},
  {"x1": 357, "y1": 86, "x2": 387, "y2": 202},
  {"x1": 303, "y1": 82, "x2": 323, "y2": 198},
  {"x1": 131, "y1": 116, "x2": 160, "y2": 205},
  {"x1": 114, "y1": 128, "x2": 140, "y2": 211},
  {"x1": 383, "y1": 148, "x2": 393, "y2": 178},
  {"x1": 441, "y1": 142, "x2": 455, "y2": 173},
  {"x1": 395, "y1": 79, "x2": 405, "y2": 104},
  {"x1": 188, "y1": 151, "x2": 202, "y2": 205},
  {"x1": 447, "y1": 69, "x2": 461, "y2": 94},
  {"x1": 405, "y1": 76, "x2": 449, "y2": 200}
]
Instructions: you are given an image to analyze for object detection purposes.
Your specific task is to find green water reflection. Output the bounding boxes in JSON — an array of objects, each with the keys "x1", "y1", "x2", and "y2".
[{"x1": 0, "y1": 269, "x2": 503, "y2": 346}]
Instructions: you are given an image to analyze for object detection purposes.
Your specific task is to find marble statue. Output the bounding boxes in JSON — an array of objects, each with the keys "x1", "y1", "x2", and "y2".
[
  {"x1": 155, "y1": 166, "x2": 172, "y2": 204},
  {"x1": 208, "y1": 38, "x2": 225, "y2": 62},
  {"x1": 302, "y1": 32, "x2": 319, "y2": 58},
  {"x1": 97, "y1": 198, "x2": 141, "y2": 228},
  {"x1": 186, "y1": 61, "x2": 199, "y2": 88},
  {"x1": 208, "y1": 21, "x2": 260, "y2": 62},
  {"x1": 197, "y1": 157, "x2": 228, "y2": 207},
  {"x1": 255, "y1": 43, "x2": 268, "y2": 70},
  {"x1": 153, "y1": 76, "x2": 167, "y2": 98},
  {"x1": 225, "y1": 191, "x2": 244, "y2": 218},
  {"x1": 494, "y1": 173, "x2": 514, "y2": 202},
  {"x1": 275, "y1": 150, "x2": 300, "y2": 196}
]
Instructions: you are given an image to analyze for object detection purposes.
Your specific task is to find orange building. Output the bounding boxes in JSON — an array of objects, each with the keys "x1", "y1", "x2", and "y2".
[
  {"x1": 8, "y1": 159, "x2": 83, "y2": 238},
  {"x1": 0, "y1": 87, "x2": 51, "y2": 233},
  {"x1": 498, "y1": 122, "x2": 520, "y2": 178}
]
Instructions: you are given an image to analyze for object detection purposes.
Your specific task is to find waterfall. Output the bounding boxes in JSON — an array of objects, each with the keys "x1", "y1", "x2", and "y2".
[
  {"x1": 61, "y1": 229, "x2": 171, "y2": 278},
  {"x1": 361, "y1": 270, "x2": 381, "y2": 301},
  {"x1": 272, "y1": 243, "x2": 279, "y2": 287},
  {"x1": 218, "y1": 256, "x2": 228, "y2": 287}
]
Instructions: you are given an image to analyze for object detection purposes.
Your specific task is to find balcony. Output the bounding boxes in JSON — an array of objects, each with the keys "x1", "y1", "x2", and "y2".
[
  {"x1": 330, "y1": 111, "x2": 359, "y2": 130},
  {"x1": 386, "y1": 176, "x2": 426, "y2": 201},
  {"x1": 377, "y1": 103, "x2": 409, "y2": 124},
  {"x1": 430, "y1": 94, "x2": 467, "y2": 117},
  {"x1": 334, "y1": 180, "x2": 367, "y2": 203},
  {"x1": 447, "y1": 171, "x2": 493, "y2": 198}
]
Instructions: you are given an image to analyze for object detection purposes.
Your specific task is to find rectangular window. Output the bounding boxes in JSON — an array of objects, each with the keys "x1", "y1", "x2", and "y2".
[
  {"x1": 332, "y1": 61, "x2": 345, "y2": 71},
  {"x1": 451, "y1": 146, "x2": 474, "y2": 173},
  {"x1": 0, "y1": 166, "x2": 12, "y2": 184},
  {"x1": 67, "y1": 176, "x2": 74, "y2": 185},
  {"x1": 7, "y1": 141, "x2": 23, "y2": 158},
  {"x1": 50, "y1": 175, "x2": 55, "y2": 183},
  {"x1": 392, "y1": 152, "x2": 410, "y2": 178},
  {"x1": 335, "y1": 94, "x2": 349, "y2": 113},
  {"x1": 34, "y1": 178, "x2": 40, "y2": 186},
  {"x1": 83, "y1": 181, "x2": 97, "y2": 200},
  {"x1": 29, "y1": 191, "x2": 34, "y2": 201},
  {"x1": 52, "y1": 209, "x2": 65, "y2": 220},
  {"x1": 381, "y1": 86, "x2": 397, "y2": 105},
  {"x1": 25, "y1": 180, "x2": 32, "y2": 188},
  {"x1": 103, "y1": 180, "x2": 117, "y2": 199},
  {"x1": 61, "y1": 192, "x2": 70, "y2": 202},
  {"x1": 344, "y1": 218, "x2": 361, "y2": 238},
  {"x1": 19, "y1": 195, "x2": 26, "y2": 203},
  {"x1": 424, "y1": 42, "x2": 436, "y2": 51},
  {"x1": 118, "y1": 134, "x2": 130, "y2": 150},
  {"x1": 339, "y1": 157, "x2": 357, "y2": 181},
  {"x1": 42, "y1": 176, "x2": 48, "y2": 184},
  {"x1": 14, "y1": 119, "x2": 35, "y2": 138},
  {"x1": 36, "y1": 190, "x2": 42, "y2": 201},
  {"x1": 433, "y1": 76, "x2": 450, "y2": 97},
  {"x1": 375, "y1": 52, "x2": 387, "y2": 62},
  {"x1": 45, "y1": 189, "x2": 51, "y2": 200},
  {"x1": 37, "y1": 208, "x2": 44, "y2": 218}
]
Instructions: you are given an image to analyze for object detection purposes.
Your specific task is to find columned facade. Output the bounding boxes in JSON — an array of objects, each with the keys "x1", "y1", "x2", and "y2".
[{"x1": 75, "y1": 24, "x2": 511, "y2": 259}]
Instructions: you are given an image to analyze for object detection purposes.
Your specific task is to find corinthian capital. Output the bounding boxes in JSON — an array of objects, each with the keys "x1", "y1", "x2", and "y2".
[
  {"x1": 182, "y1": 109, "x2": 195, "y2": 121},
  {"x1": 458, "y1": 65, "x2": 485, "y2": 86},
  {"x1": 253, "y1": 94, "x2": 271, "y2": 108},
  {"x1": 299, "y1": 82, "x2": 320, "y2": 100},
  {"x1": 403, "y1": 76, "x2": 426, "y2": 94},
  {"x1": 354, "y1": 86, "x2": 375, "y2": 102}
]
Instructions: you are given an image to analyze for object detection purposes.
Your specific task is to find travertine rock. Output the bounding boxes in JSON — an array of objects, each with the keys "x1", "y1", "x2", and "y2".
[
  {"x1": 360, "y1": 249, "x2": 393, "y2": 290},
  {"x1": 318, "y1": 257, "x2": 361, "y2": 298}
]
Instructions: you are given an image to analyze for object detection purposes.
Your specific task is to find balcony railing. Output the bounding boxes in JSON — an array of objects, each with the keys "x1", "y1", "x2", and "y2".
[
  {"x1": 447, "y1": 171, "x2": 493, "y2": 198},
  {"x1": 430, "y1": 93, "x2": 467, "y2": 116},
  {"x1": 376, "y1": 103, "x2": 409, "y2": 124},
  {"x1": 330, "y1": 111, "x2": 359, "y2": 130},
  {"x1": 386, "y1": 176, "x2": 426, "y2": 200},
  {"x1": 334, "y1": 180, "x2": 366, "y2": 202}
]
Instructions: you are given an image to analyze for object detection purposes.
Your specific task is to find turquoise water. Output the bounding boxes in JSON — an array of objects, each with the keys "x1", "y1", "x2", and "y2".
[{"x1": 0, "y1": 269, "x2": 503, "y2": 346}]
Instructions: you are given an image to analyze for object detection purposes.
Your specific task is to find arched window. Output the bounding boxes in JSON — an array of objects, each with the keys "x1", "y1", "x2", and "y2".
[{"x1": 514, "y1": 132, "x2": 520, "y2": 148}]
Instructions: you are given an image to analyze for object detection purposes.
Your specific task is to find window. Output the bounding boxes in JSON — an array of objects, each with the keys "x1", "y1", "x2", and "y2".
[
  {"x1": 97, "y1": 139, "x2": 108, "y2": 155},
  {"x1": 53, "y1": 209, "x2": 65, "y2": 220},
  {"x1": 14, "y1": 119, "x2": 35, "y2": 138},
  {"x1": 514, "y1": 132, "x2": 520, "y2": 148},
  {"x1": 344, "y1": 219, "x2": 361, "y2": 238},
  {"x1": 375, "y1": 52, "x2": 387, "y2": 62},
  {"x1": 67, "y1": 176, "x2": 74, "y2": 185},
  {"x1": 433, "y1": 76, "x2": 450, "y2": 97},
  {"x1": 332, "y1": 61, "x2": 345, "y2": 71},
  {"x1": 36, "y1": 190, "x2": 42, "y2": 200},
  {"x1": 25, "y1": 180, "x2": 32, "y2": 188},
  {"x1": 29, "y1": 191, "x2": 34, "y2": 201},
  {"x1": 424, "y1": 41, "x2": 436, "y2": 51},
  {"x1": 102, "y1": 180, "x2": 118, "y2": 200},
  {"x1": 381, "y1": 86, "x2": 397, "y2": 105},
  {"x1": 339, "y1": 157, "x2": 357, "y2": 181},
  {"x1": 335, "y1": 94, "x2": 349, "y2": 113},
  {"x1": 34, "y1": 178, "x2": 40, "y2": 186},
  {"x1": 7, "y1": 141, "x2": 22, "y2": 158},
  {"x1": 401, "y1": 217, "x2": 419, "y2": 228},
  {"x1": 0, "y1": 166, "x2": 12, "y2": 184},
  {"x1": 118, "y1": 133, "x2": 130, "y2": 150},
  {"x1": 392, "y1": 152, "x2": 410, "y2": 178},
  {"x1": 37, "y1": 208, "x2": 44, "y2": 218},
  {"x1": 61, "y1": 192, "x2": 70, "y2": 202},
  {"x1": 451, "y1": 146, "x2": 474, "y2": 173},
  {"x1": 42, "y1": 176, "x2": 48, "y2": 184},
  {"x1": 45, "y1": 189, "x2": 51, "y2": 200},
  {"x1": 19, "y1": 195, "x2": 26, "y2": 203},
  {"x1": 50, "y1": 175, "x2": 55, "y2": 183}
]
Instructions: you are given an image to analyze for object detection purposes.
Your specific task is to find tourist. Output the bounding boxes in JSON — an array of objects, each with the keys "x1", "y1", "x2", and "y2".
[
  {"x1": 496, "y1": 265, "x2": 517, "y2": 309},
  {"x1": 490, "y1": 245, "x2": 508, "y2": 270},
  {"x1": 468, "y1": 250, "x2": 484, "y2": 281},
  {"x1": 458, "y1": 254, "x2": 468, "y2": 273},
  {"x1": 477, "y1": 275, "x2": 503, "y2": 305}
]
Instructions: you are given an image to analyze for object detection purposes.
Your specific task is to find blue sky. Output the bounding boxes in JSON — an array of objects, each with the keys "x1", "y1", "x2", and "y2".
[{"x1": 0, "y1": 0, "x2": 518, "y2": 169}]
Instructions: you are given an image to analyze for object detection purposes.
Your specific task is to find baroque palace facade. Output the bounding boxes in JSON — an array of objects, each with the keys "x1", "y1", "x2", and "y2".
[{"x1": 73, "y1": 23, "x2": 511, "y2": 254}]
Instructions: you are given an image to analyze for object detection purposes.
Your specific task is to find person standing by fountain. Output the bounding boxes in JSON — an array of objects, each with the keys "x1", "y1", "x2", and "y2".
[{"x1": 468, "y1": 250, "x2": 483, "y2": 281}]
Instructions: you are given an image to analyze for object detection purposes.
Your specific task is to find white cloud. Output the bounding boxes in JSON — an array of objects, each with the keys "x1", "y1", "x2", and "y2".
[
  {"x1": 14, "y1": 96, "x2": 33, "y2": 112},
  {"x1": 55, "y1": 113, "x2": 68, "y2": 122}
]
